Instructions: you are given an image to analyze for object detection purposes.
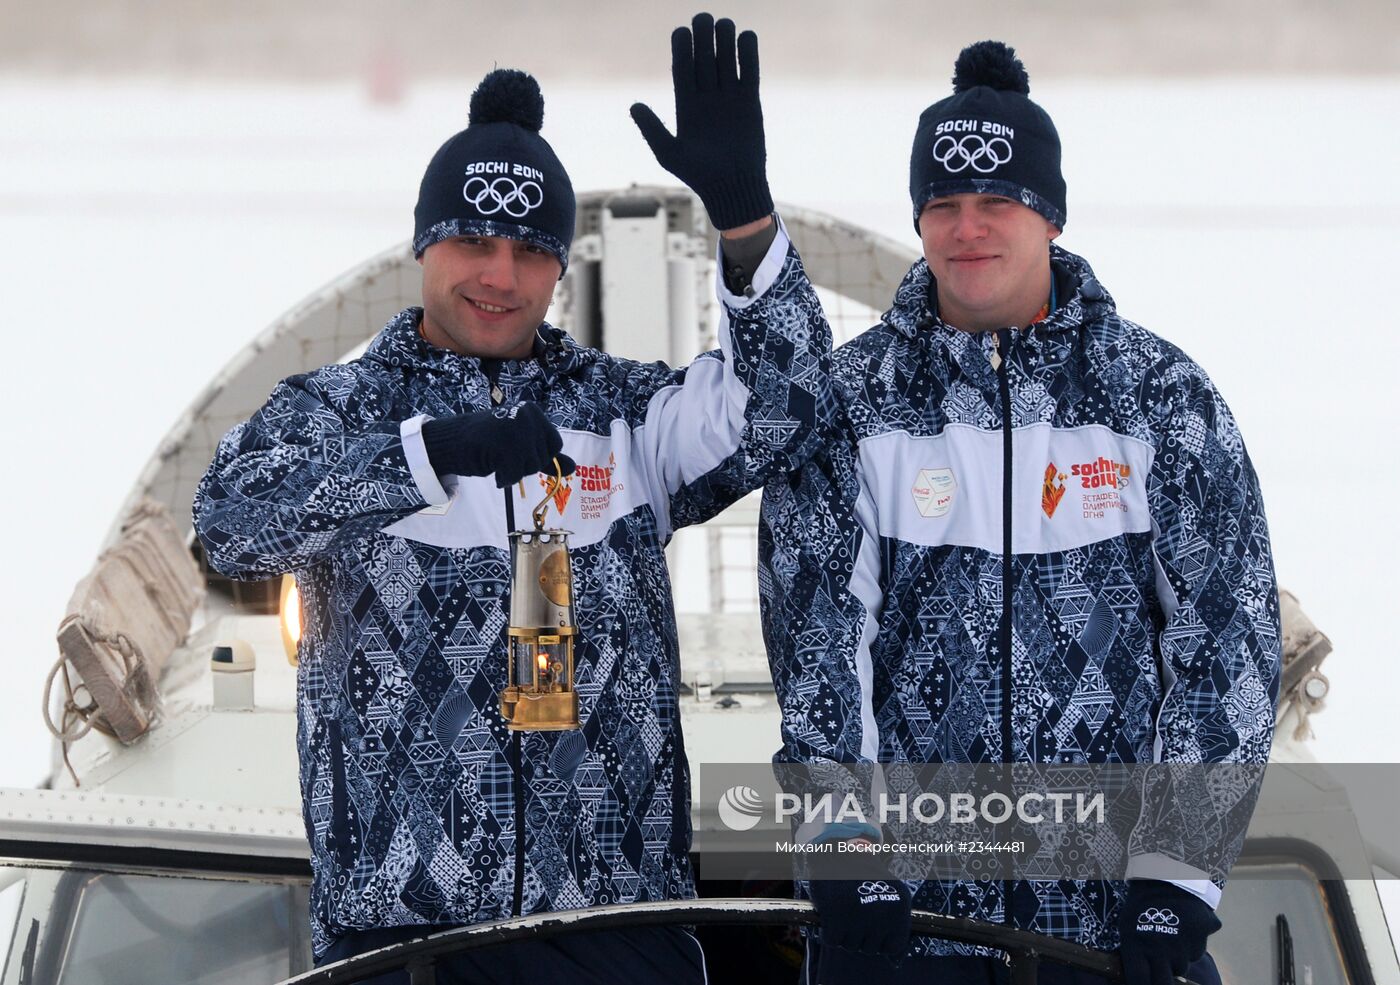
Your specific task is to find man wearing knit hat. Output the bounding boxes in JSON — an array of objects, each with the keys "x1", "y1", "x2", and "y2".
[
  {"x1": 194, "y1": 15, "x2": 831, "y2": 982},
  {"x1": 758, "y1": 41, "x2": 1279, "y2": 984}
]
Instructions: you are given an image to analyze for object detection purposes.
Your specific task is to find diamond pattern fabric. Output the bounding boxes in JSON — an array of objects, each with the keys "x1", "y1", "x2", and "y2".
[
  {"x1": 759, "y1": 245, "x2": 1280, "y2": 955},
  {"x1": 195, "y1": 237, "x2": 831, "y2": 957}
]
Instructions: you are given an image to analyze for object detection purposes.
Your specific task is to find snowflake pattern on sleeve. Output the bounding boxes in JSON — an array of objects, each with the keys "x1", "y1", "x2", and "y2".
[{"x1": 757, "y1": 245, "x2": 1280, "y2": 955}]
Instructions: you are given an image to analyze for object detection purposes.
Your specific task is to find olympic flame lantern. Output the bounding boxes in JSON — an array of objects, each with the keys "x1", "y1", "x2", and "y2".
[{"x1": 500, "y1": 461, "x2": 579, "y2": 731}]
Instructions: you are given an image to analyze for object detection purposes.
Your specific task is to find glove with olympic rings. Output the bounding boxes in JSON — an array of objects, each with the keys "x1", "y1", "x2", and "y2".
[
  {"x1": 807, "y1": 875, "x2": 912, "y2": 961},
  {"x1": 1117, "y1": 880, "x2": 1220, "y2": 985},
  {"x1": 630, "y1": 13, "x2": 773, "y2": 231},
  {"x1": 422, "y1": 402, "x2": 576, "y2": 489}
]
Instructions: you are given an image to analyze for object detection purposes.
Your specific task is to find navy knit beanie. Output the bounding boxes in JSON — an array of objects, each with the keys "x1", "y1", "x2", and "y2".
[
  {"x1": 413, "y1": 69, "x2": 576, "y2": 273},
  {"x1": 909, "y1": 41, "x2": 1066, "y2": 231}
]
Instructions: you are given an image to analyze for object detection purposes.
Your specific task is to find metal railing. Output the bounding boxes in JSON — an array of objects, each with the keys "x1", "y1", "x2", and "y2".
[{"x1": 277, "y1": 898, "x2": 1202, "y2": 985}]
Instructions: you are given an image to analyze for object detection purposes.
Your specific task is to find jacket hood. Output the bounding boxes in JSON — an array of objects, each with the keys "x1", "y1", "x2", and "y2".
[
  {"x1": 880, "y1": 242, "x2": 1116, "y2": 341},
  {"x1": 361, "y1": 306, "x2": 598, "y2": 387}
]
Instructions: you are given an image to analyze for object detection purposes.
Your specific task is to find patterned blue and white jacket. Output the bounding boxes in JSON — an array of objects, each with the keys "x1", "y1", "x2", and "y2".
[
  {"x1": 758, "y1": 244, "x2": 1280, "y2": 955},
  {"x1": 194, "y1": 227, "x2": 830, "y2": 957}
]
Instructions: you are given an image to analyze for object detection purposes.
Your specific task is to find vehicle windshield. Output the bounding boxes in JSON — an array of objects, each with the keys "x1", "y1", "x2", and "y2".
[
  {"x1": 0, "y1": 859, "x2": 311, "y2": 985},
  {"x1": 0, "y1": 854, "x2": 1368, "y2": 984},
  {"x1": 1212, "y1": 862, "x2": 1353, "y2": 985}
]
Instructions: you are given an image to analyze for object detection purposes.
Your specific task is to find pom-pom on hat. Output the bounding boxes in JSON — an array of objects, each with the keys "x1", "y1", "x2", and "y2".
[
  {"x1": 413, "y1": 69, "x2": 575, "y2": 273},
  {"x1": 908, "y1": 41, "x2": 1066, "y2": 232}
]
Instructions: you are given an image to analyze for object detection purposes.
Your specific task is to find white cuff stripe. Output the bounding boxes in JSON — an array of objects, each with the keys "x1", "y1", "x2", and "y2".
[
  {"x1": 400, "y1": 414, "x2": 450, "y2": 507},
  {"x1": 1126, "y1": 853, "x2": 1221, "y2": 909},
  {"x1": 715, "y1": 219, "x2": 791, "y2": 310}
]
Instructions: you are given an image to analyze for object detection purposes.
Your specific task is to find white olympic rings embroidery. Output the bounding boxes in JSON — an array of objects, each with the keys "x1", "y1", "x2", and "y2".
[
  {"x1": 1139, "y1": 908, "x2": 1180, "y2": 926},
  {"x1": 858, "y1": 881, "x2": 893, "y2": 895},
  {"x1": 932, "y1": 134, "x2": 1013, "y2": 174},
  {"x1": 462, "y1": 176, "x2": 545, "y2": 218}
]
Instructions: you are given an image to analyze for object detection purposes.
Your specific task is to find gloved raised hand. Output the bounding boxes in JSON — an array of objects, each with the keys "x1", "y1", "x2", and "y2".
[
  {"x1": 1118, "y1": 881, "x2": 1221, "y2": 985},
  {"x1": 630, "y1": 12, "x2": 773, "y2": 231},
  {"x1": 807, "y1": 876, "x2": 912, "y2": 961},
  {"x1": 421, "y1": 402, "x2": 576, "y2": 488}
]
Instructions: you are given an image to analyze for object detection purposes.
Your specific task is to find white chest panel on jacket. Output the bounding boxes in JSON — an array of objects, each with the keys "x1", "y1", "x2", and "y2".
[
  {"x1": 380, "y1": 424, "x2": 648, "y2": 551},
  {"x1": 858, "y1": 422, "x2": 1154, "y2": 555}
]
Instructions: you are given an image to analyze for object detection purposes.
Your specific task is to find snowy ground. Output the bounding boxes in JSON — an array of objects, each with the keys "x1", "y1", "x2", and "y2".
[{"x1": 2, "y1": 76, "x2": 1397, "y2": 821}]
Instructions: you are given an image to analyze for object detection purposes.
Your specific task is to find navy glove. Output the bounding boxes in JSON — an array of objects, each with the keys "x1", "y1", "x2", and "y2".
[
  {"x1": 1118, "y1": 881, "x2": 1221, "y2": 985},
  {"x1": 630, "y1": 13, "x2": 773, "y2": 230},
  {"x1": 807, "y1": 877, "x2": 912, "y2": 960},
  {"x1": 421, "y1": 402, "x2": 576, "y2": 489},
  {"x1": 814, "y1": 941, "x2": 904, "y2": 985}
]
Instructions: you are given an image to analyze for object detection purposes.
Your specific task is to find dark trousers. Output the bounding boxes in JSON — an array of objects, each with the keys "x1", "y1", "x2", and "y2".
[
  {"x1": 803, "y1": 938, "x2": 1222, "y2": 985},
  {"x1": 316, "y1": 923, "x2": 708, "y2": 985}
]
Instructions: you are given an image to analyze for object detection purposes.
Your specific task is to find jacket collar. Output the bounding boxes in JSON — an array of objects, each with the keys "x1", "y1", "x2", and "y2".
[
  {"x1": 879, "y1": 243, "x2": 1116, "y2": 345},
  {"x1": 363, "y1": 307, "x2": 596, "y2": 386}
]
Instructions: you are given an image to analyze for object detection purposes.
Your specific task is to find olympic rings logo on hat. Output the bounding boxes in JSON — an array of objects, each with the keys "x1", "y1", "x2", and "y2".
[
  {"x1": 858, "y1": 881, "x2": 893, "y2": 896},
  {"x1": 462, "y1": 176, "x2": 544, "y2": 219},
  {"x1": 932, "y1": 134, "x2": 1013, "y2": 174}
]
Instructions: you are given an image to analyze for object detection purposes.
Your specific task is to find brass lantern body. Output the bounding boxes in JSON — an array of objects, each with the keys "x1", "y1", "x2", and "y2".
[{"x1": 500, "y1": 525, "x2": 580, "y2": 731}]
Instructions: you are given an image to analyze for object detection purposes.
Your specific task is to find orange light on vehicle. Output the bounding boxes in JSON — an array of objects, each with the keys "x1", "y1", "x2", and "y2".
[{"x1": 279, "y1": 574, "x2": 302, "y2": 666}]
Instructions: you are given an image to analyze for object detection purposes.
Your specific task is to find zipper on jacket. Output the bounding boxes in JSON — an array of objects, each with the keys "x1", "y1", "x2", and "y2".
[
  {"x1": 993, "y1": 328, "x2": 1015, "y2": 928},
  {"x1": 493, "y1": 381, "x2": 527, "y2": 919},
  {"x1": 992, "y1": 330, "x2": 1014, "y2": 768}
]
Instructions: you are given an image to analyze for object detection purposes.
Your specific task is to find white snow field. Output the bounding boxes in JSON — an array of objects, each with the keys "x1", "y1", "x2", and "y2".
[{"x1": 2, "y1": 75, "x2": 1396, "y2": 801}]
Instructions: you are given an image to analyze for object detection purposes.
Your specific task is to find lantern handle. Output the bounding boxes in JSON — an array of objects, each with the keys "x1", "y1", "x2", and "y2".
[{"x1": 532, "y1": 457, "x2": 566, "y2": 530}]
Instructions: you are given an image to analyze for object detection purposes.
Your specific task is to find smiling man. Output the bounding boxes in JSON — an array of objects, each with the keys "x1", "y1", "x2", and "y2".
[
  {"x1": 758, "y1": 41, "x2": 1280, "y2": 985},
  {"x1": 195, "y1": 26, "x2": 831, "y2": 983},
  {"x1": 918, "y1": 192, "x2": 1056, "y2": 333},
  {"x1": 417, "y1": 234, "x2": 559, "y2": 359}
]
